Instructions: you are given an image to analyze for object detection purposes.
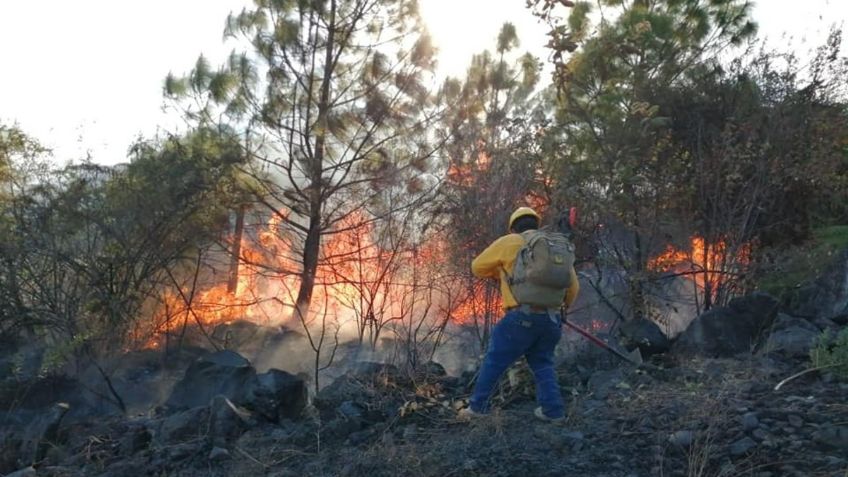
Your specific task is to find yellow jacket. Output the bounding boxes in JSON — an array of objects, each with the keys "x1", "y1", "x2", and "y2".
[{"x1": 471, "y1": 233, "x2": 580, "y2": 310}]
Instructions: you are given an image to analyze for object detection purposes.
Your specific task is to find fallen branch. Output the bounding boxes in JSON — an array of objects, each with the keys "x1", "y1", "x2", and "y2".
[{"x1": 774, "y1": 363, "x2": 840, "y2": 391}]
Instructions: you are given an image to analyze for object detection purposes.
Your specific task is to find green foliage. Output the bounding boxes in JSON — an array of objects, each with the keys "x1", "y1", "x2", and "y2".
[
  {"x1": 0, "y1": 126, "x2": 250, "y2": 351},
  {"x1": 814, "y1": 225, "x2": 848, "y2": 249},
  {"x1": 810, "y1": 328, "x2": 848, "y2": 380},
  {"x1": 39, "y1": 330, "x2": 94, "y2": 377}
]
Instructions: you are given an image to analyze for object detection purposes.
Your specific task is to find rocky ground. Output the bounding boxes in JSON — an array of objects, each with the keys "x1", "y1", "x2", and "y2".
[
  {"x1": 3, "y1": 282, "x2": 848, "y2": 477},
  {"x1": 2, "y1": 342, "x2": 847, "y2": 477}
]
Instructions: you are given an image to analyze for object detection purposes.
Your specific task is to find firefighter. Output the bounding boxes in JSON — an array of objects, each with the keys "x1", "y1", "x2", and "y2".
[{"x1": 459, "y1": 207, "x2": 579, "y2": 422}]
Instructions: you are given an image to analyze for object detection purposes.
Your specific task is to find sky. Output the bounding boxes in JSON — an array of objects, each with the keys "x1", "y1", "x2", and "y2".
[{"x1": 0, "y1": 0, "x2": 845, "y2": 165}]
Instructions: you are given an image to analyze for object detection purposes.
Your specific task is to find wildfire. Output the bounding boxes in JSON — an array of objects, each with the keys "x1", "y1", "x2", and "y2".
[
  {"x1": 648, "y1": 236, "x2": 751, "y2": 296},
  {"x1": 140, "y1": 208, "x2": 487, "y2": 348},
  {"x1": 447, "y1": 283, "x2": 502, "y2": 326}
]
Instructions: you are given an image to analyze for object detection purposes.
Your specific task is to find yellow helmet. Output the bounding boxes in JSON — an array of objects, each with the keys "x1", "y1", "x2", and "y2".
[{"x1": 508, "y1": 207, "x2": 541, "y2": 231}]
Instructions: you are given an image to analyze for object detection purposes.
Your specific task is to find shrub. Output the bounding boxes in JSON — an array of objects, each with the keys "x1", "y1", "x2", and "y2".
[{"x1": 809, "y1": 328, "x2": 848, "y2": 380}]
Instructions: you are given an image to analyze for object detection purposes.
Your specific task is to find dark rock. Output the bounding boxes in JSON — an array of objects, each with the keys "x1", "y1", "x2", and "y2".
[
  {"x1": 741, "y1": 412, "x2": 759, "y2": 432},
  {"x1": 157, "y1": 406, "x2": 209, "y2": 444},
  {"x1": 323, "y1": 416, "x2": 363, "y2": 440},
  {"x1": 422, "y1": 361, "x2": 447, "y2": 377},
  {"x1": 771, "y1": 313, "x2": 820, "y2": 333},
  {"x1": 728, "y1": 292, "x2": 780, "y2": 320},
  {"x1": 815, "y1": 426, "x2": 848, "y2": 450},
  {"x1": 674, "y1": 292, "x2": 779, "y2": 357},
  {"x1": 618, "y1": 318, "x2": 671, "y2": 356},
  {"x1": 402, "y1": 424, "x2": 417, "y2": 441},
  {"x1": 668, "y1": 430, "x2": 694, "y2": 448},
  {"x1": 209, "y1": 395, "x2": 254, "y2": 446},
  {"x1": 763, "y1": 326, "x2": 819, "y2": 358},
  {"x1": 4, "y1": 466, "x2": 36, "y2": 477},
  {"x1": 787, "y1": 415, "x2": 804, "y2": 428},
  {"x1": 166, "y1": 350, "x2": 256, "y2": 410},
  {"x1": 831, "y1": 313, "x2": 848, "y2": 326},
  {"x1": 337, "y1": 401, "x2": 366, "y2": 420},
  {"x1": 211, "y1": 320, "x2": 264, "y2": 348},
  {"x1": 243, "y1": 369, "x2": 307, "y2": 422},
  {"x1": 811, "y1": 316, "x2": 839, "y2": 331},
  {"x1": 784, "y1": 249, "x2": 848, "y2": 319},
  {"x1": 265, "y1": 421, "x2": 319, "y2": 447},
  {"x1": 730, "y1": 437, "x2": 757, "y2": 456},
  {"x1": 18, "y1": 402, "x2": 70, "y2": 466},
  {"x1": 316, "y1": 373, "x2": 376, "y2": 411},
  {"x1": 751, "y1": 429, "x2": 769, "y2": 442},
  {"x1": 208, "y1": 446, "x2": 231, "y2": 462}
]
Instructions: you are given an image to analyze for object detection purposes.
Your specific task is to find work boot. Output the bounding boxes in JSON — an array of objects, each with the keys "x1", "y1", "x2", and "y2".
[
  {"x1": 457, "y1": 407, "x2": 486, "y2": 421},
  {"x1": 534, "y1": 406, "x2": 565, "y2": 424}
]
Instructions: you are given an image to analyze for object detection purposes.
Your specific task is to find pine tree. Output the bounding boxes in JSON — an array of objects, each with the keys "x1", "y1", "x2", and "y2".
[
  {"x1": 165, "y1": 0, "x2": 440, "y2": 322},
  {"x1": 531, "y1": 0, "x2": 757, "y2": 316}
]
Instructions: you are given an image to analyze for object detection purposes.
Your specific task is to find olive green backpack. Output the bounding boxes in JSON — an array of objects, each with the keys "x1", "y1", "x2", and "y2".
[{"x1": 507, "y1": 229, "x2": 575, "y2": 308}]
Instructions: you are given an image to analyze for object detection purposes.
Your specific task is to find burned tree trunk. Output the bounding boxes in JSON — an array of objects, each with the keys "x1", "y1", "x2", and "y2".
[
  {"x1": 292, "y1": 0, "x2": 335, "y2": 322},
  {"x1": 227, "y1": 204, "x2": 246, "y2": 294}
]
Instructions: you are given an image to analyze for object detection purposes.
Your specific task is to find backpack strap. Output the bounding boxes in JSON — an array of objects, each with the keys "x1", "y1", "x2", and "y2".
[{"x1": 501, "y1": 231, "x2": 534, "y2": 292}]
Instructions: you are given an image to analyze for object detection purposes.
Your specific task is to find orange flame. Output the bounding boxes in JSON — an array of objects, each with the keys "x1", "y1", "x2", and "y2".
[
  {"x1": 648, "y1": 236, "x2": 750, "y2": 297},
  {"x1": 139, "y1": 209, "x2": 486, "y2": 348}
]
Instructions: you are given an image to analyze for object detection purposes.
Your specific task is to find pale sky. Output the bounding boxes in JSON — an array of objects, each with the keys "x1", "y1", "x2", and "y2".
[{"x1": 0, "y1": 0, "x2": 845, "y2": 165}]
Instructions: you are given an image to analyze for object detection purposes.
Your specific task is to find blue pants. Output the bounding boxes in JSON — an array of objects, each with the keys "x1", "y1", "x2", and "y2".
[{"x1": 469, "y1": 308, "x2": 564, "y2": 418}]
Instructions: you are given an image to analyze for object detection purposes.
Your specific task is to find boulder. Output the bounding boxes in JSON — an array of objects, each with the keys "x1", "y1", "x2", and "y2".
[
  {"x1": 771, "y1": 313, "x2": 820, "y2": 334},
  {"x1": 4, "y1": 466, "x2": 36, "y2": 477},
  {"x1": 208, "y1": 395, "x2": 254, "y2": 447},
  {"x1": 243, "y1": 369, "x2": 307, "y2": 422},
  {"x1": 315, "y1": 362, "x2": 398, "y2": 411},
  {"x1": 673, "y1": 292, "x2": 779, "y2": 357},
  {"x1": 763, "y1": 327, "x2": 820, "y2": 358},
  {"x1": 618, "y1": 318, "x2": 671, "y2": 356},
  {"x1": 337, "y1": 401, "x2": 366, "y2": 420},
  {"x1": 210, "y1": 320, "x2": 273, "y2": 356},
  {"x1": 157, "y1": 406, "x2": 209, "y2": 444},
  {"x1": 165, "y1": 350, "x2": 256, "y2": 410},
  {"x1": 831, "y1": 313, "x2": 848, "y2": 326},
  {"x1": 783, "y1": 248, "x2": 848, "y2": 324},
  {"x1": 17, "y1": 402, "x2": 70, "y2": 467},
  {"x1": 422, "y1": 361, "x2": 447, "y2": 377},
  {"x1": 759, "y1": 313, "x2": 821, "y2": 358}
]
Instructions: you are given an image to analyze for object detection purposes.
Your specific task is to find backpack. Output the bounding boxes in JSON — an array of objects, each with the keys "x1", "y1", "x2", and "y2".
[{"x1": 507, "y1": 229, "x2": 575, "y2": 308}]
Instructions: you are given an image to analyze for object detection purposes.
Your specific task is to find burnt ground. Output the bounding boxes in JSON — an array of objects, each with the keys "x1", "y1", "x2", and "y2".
[{"x1": 13, "y1": 351, "x2": 847, "y2": 477}]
